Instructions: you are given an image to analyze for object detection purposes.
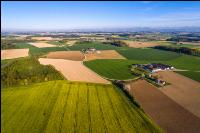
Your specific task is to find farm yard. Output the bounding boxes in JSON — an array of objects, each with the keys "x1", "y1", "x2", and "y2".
[
  {"x1": 84, "y1": 50, "x2": 126, "y2": 61},
  {"x1": 1, "y1": 80, "x2": 163, "y2": 133},
  {"x1": 124, "y1": 79, "x2": 200, "y2": 133},
  {"x1": 1, "y1": 48, "x2": 29, "y2": 60},
  {"x1": 39, "y1": 58, "x2": 110, "y2": 84},
  {"x1": 46, "y1": 51, "x2": 84, "y2": 61},
  {"x1": 153, "y1": 71, "x2": 200, "y2": 118}
]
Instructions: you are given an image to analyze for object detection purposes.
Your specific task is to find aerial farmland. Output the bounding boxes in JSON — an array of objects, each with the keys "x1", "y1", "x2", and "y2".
[{"x1": 1, "y1": 1, "x2": 200, "y2": 133}]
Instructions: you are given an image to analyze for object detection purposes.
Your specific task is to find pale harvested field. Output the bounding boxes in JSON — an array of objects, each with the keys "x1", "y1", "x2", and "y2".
[
  {"x1": 153, "y1": 71, "x2": 200, "y2": 118},
  {"x1": 66, "y1": 40, "x2": 77, "y2": 46},
  {"x1": 31, "y1": 37, "x2": 53, "y2": 41},
  {"x1": 125, "y1": 79, "x2": 200, "y2": 133},
  {"x1": 84, "y1": 50, "x2": 126, "y2": 61},
  {"x1": 29, "y1": 42, "x2": 56, "y2": 48},
  {"x1": 46, "y1": 51, "x2": 84, "y2": 61},
  {"x1": 124, "y1": 41, "x2": 160, "y2": 48},
  {"x1": 39, "y1": 58, "x2": 110, "y2": 84},
  {"x1": 1, "y1": 49, "x2": 29, "y2": 60}
]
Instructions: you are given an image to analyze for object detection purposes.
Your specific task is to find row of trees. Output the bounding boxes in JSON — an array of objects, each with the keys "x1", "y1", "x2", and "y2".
[
  {"x1": 1, "y1": 57, "x2": 64, "y2": 88},
  {"x1": 154, "y1": 46, "x2": 200, "y2": 57}
]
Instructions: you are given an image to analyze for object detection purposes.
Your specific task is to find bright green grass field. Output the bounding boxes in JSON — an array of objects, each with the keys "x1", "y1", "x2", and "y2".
[
  {"x1": 84, "y1": 53, "x2": 200, "y2": 82},
  {"x1": 117, "y1": 48, "x2": 181, "y2": 61},
  {"x1": 84, "y1": 59, "x2": 139, "y2": 80},
  {"x1": 68, "y1": 41, "x2": 122, "y2": 51},
  {"x1": 1, "y1": 80, "x2": 163, "y2": 133}
]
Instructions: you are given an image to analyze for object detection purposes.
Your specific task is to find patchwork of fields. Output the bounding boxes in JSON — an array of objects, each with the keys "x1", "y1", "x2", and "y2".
[
  {"x1": 125, "y1": 79, "x2": 200, "y2": 133},
  {"x1": 1, "y1": 80, "x2": 163, "y2": 133}
]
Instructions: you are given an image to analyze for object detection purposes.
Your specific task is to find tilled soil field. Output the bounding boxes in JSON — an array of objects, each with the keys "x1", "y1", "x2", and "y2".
[
  {"x1": 84, "y1": 50, "x2": 126, "y2": 61},
  {"x1": 1, "y1": 49, "x2": 29, "y2": 60},
  {"x1": 124, "y1": 79, "x2": 200, "y2": 133},
  {"x1": 153, "y1": 71, "x2": 200, "y2": 118},
  {"x1": 46, "y1": 51, "x2": 84, "y2": 61},
  {"x1": 39, "y1": 58, "x2": 110, "y2": 84},
  {"x1": 123, "y1": 41, "x2": 160, "y2": 48}
]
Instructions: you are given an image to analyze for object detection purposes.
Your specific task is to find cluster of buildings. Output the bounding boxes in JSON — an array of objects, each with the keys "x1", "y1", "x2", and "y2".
[
  {"x1": 132, "y1": 63, "x2": 175, "y2": 86},
  {"x1": 82, "y1": 47, "x2": 97, "y2": 54},
  {"x1": 133, "y1": 63, "x2": 174, "y2": 73}
]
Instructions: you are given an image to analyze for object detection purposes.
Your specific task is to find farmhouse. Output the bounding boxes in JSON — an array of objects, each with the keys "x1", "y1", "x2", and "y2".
[
  {"x1": 132, "y1": 63, "x2": 174, "y2": 73},
  {"x1": 82, "y1": 47, "x2": 96, "y2": 53}
]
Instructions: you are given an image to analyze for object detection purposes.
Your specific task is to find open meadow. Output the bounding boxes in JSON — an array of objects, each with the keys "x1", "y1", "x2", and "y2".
[{"x1": 1, "y1": 80, "x2": 163, "y2": 133}]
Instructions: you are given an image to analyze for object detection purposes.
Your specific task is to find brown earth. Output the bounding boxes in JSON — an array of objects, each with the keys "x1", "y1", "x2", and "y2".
[
  {"x1": 84, "y1": 50, "x2": 126, "y2": 61},
  {"x1": 1, "y1": 49, "x2": 29, "y2": 60},
  {"x1": 123, "y1": 40, "x2": 160, "y2": 48},
  {"x1": 153, "y1": 71, "x2": 200, "y2": 118},
  {"x1": 46, "y1": 51, "x2": 84, "y2": 61},
  {"x1": 29, "y1": 42, "x2": 56, "y2": 48},
  {"x1": 124, "y1": 79, "x2": 200, "y2": 133},
  {"x1": 38, "y1": 58, "x2": 110, "y2": 84}
]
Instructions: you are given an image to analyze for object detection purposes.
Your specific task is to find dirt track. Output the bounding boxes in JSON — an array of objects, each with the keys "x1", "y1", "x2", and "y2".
[
  {"x1": 154, "y1": 71, "x2": 200, "y2": 118},
  {"x1": 125, "y1": 79, "x2": 200, "y2": 133},
  {"x1": 123, "y1": 41, "x2": 160, "y2": 48},
  {"x1": 46, "y1": 51, "x2": 84, "y2": 61},
  {"x1": 1, "y1": 49, "x2": 29, "y2": 60},
  {"x1": 39, "y1": 58, "x2": 110, "y2": 84},
  {"x1": 29, "y1": 42, "x2": 56, "y2": 48},
  {"x1": 84, "y1": 50, "x2": 126, "y2": 61}
]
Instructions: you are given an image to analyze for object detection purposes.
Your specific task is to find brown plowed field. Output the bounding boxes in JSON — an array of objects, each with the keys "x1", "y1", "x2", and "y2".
[
  {"x1": 39, "y1": 58, "x2": 110, "y2": 84},
  {"x1": 124, "y1": 79, "x2": 200, "y2": 133},
  {"x1": 1, "y1": 49, "x2": 29, "y2": 60},
  {"x1": 29, "y1": 42, "x2": 56, "y2": 48},
  {"x1": 153, "y1": 71, "x2": 200, "y2": 118},
  {"x1": 123, "y1": 41, "x2": 160, "y2": 48},
  {"x1": 46, "y1": 51, "x2": 84, "y2": 61},
  {"x1": 84, "y1": 50, "x2": 126, "y2": 61}
]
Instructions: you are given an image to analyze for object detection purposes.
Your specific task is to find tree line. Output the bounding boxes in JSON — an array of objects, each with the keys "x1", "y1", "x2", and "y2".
[{"x1": 154, "y1": 46, "x2": 200, "y2": 57}]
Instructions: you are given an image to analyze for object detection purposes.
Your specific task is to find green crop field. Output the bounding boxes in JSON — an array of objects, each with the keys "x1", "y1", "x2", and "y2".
[
  {"x1": 1, "y1": 80, "x2": 163, "y2": 133},
  {"x1": 69, "y1": 41, "x2": 122, "y2": 51},
  {"x1": 84, "y1": 50, "x2": 200, "y2": 82},
  {"x1": 1, "y1": 57, "x2": 64, "y2": 88},
  {"x1": 117, "y1": 48, "x2": 181, "y2": 61},
  {"x1": 84, "y1": 59, "x2": 141, "y2": 80}
]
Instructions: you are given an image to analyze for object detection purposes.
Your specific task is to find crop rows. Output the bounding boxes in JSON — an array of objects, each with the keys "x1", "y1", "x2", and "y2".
[{"x1": 1, "y1": 80, "x2": 162, "y2": 133}]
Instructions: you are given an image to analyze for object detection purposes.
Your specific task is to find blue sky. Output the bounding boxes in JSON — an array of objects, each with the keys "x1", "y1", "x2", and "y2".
[{"x1": 1, "y1": 1, "x2": 200, "y2": 31}]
